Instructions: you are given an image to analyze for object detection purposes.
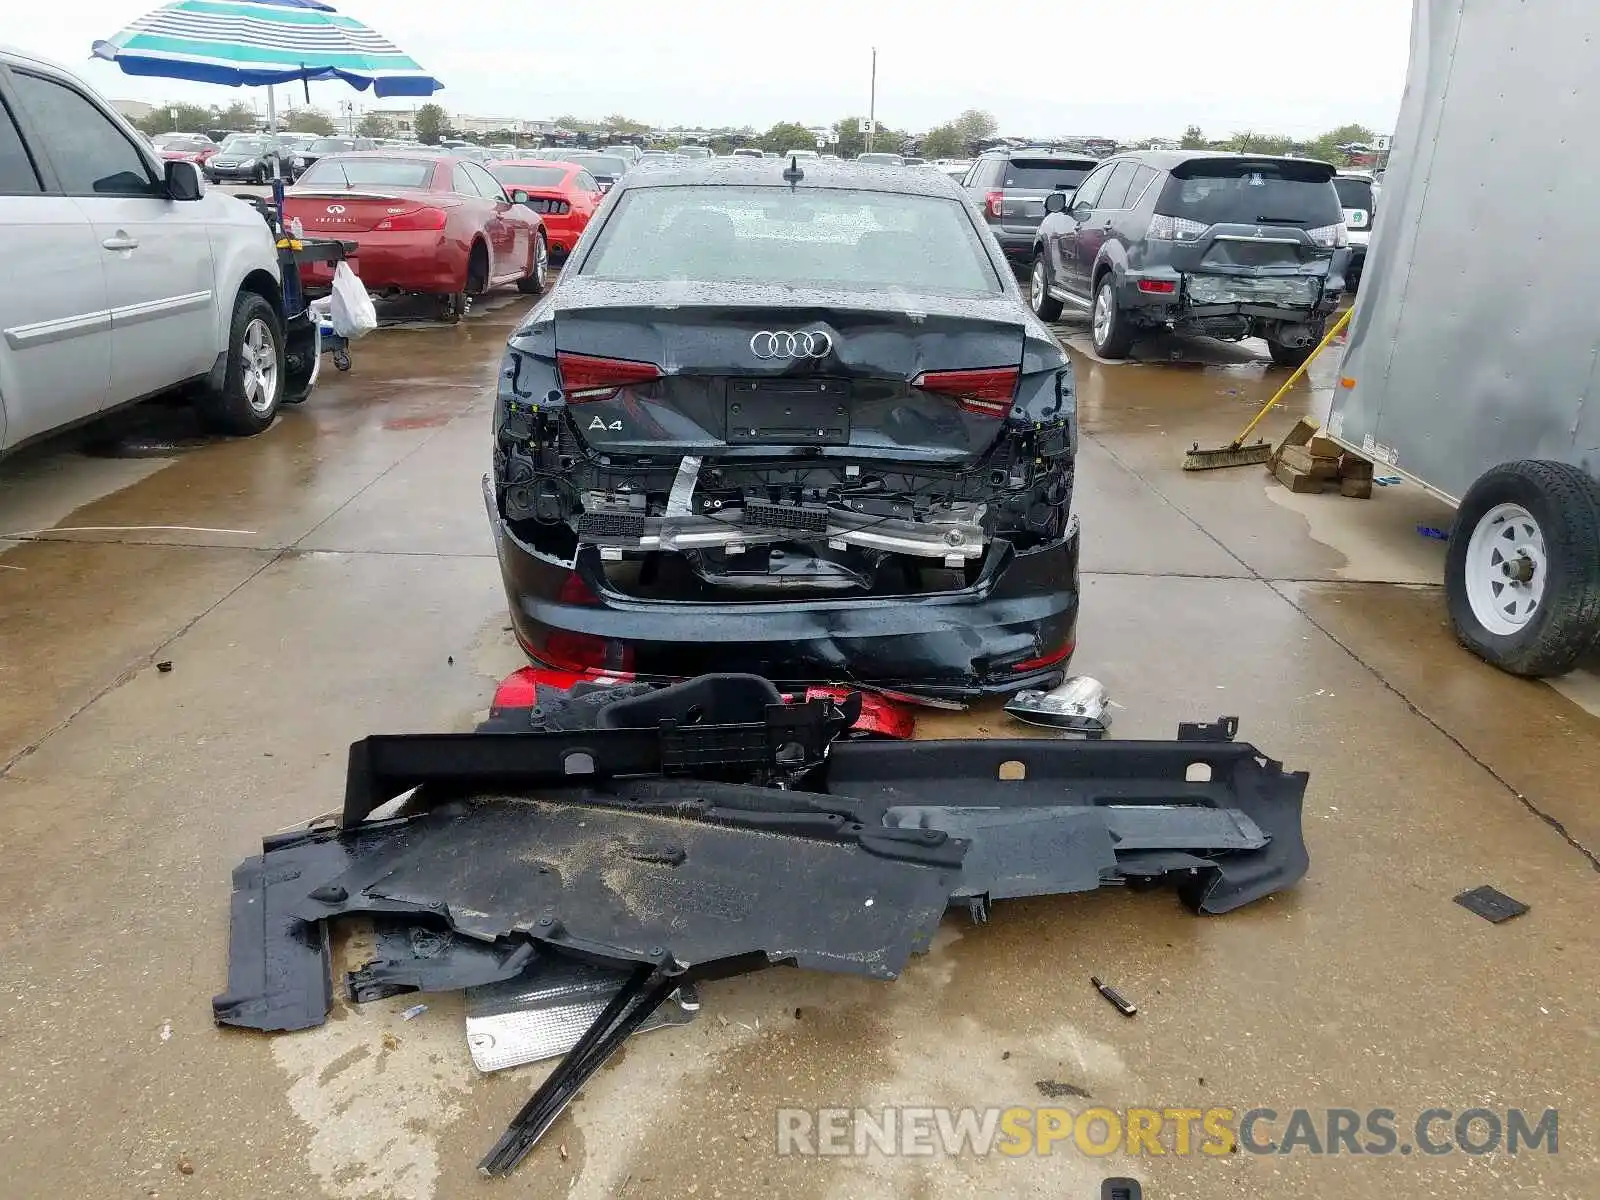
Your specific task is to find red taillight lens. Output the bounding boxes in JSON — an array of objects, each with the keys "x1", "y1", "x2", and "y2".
[
  {"x1": 556, "y1": 352, "x2": 662, "y2": 402},
  {"x1": 1136, "y1": 279, "x2": 1177, "y2": 294},
  {"x1": 557, "y1": 570, "x2": 600, "y2": 605},
  {"x1": 912, "y1": 366, "x2": 1019, "y2": 419},
  {"x1": 373, "y1": 207, "x2": 449, "y2": 231},
  {"x1": 985, "y1": 190, "x2": 1004, "y2": 218},
  {"x1": 1009, "y1": 642, "x2": 1075, "y2": 672}
]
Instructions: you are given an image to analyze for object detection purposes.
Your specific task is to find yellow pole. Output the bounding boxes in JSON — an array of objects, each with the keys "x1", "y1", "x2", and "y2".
[{"x1": 1230, "y1": 306, "x2": 1353, "y2": 449}]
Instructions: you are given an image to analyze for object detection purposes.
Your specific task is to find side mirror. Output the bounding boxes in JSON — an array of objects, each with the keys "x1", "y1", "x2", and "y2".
[
  {"x1": 510, "y1": 189, "x2": 530, "y2": 204},
  {"x1": 1043, "y1": 191, "x2": 1068, "y2": 214},
  {"x1": 165, "y1": 159, "x2": 204, "y2": 201}
]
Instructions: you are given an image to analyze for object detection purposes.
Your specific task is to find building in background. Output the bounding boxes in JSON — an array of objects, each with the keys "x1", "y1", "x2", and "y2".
[{"x1": 112, "y1": 98, "x2": 155, "y2": 122}]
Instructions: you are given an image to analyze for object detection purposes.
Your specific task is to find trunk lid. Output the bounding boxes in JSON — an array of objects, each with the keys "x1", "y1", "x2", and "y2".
[
  {"x1": 547, "y1": 284, "x2": 1027, "y2": 462},
  {"x1": 283, "y1": 189, "x2": 451, "y2": 235}
]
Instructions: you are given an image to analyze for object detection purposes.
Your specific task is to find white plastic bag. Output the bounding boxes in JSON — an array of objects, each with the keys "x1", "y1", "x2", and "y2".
[{"x1": 329, "y1": 261, "x2": 377, "y2": 340}]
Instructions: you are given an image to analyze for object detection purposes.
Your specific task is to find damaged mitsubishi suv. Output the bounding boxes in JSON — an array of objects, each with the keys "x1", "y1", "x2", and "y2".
[
  {"x1": 488, "y1": 157, "x2": 1078, "y2": 701},
  {"x1": 1029, "y1": 151, "x2": 1350, "y2": 367}
]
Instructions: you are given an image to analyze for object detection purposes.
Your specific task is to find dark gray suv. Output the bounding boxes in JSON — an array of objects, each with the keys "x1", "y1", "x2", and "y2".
[
  {"x1": 961, "y1": 149, "x2": 1099, "y2": 271},
  {"x1": 1029, "y1": 151, "x2": 1351, "y2": 366}
]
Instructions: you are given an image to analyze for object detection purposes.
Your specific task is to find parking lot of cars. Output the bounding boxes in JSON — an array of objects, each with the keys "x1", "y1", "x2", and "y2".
[{"x1": 3, "y1": 11, "x2": 1598, "y2": 1199}]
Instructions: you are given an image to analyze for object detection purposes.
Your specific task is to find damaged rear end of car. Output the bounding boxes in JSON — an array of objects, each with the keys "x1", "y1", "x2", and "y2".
[
  {"x1": 489, "y1": 164, "x2": 1079, "y2": 700},
  {"x1": 1127, "y1": 155, "x2": 1351, "y2": 361}
]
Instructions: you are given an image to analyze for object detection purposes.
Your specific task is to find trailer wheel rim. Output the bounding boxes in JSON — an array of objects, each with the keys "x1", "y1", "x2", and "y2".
[{"x1": 1464, "y1": 502, "x2": 1547, "y2": 635}]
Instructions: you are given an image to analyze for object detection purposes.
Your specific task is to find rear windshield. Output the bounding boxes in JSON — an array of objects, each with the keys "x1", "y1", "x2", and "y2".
[
  {"x1": 580, "y1": 185, "x2": 1001, "y2": 295},
  {"x1": 307, "y1": 138, "x2": 359, "y2": 155},
  {"x1": 857, "y1": 153, "x2": 904, "y2": 166},
  {"x1": 155, "y1": 135, "x2": 210, "y2": 151},
  {"x1": 493, "y1": 165, "x2": 570, "y2": 188},
  {"x1": 295, "y1": 157, "x2": 435, "y2": 188},
  {"x1": 1333, "y1": 177, "x2": 1375, "y2": 210},
  {"x1": 560, "y1": 155, "x2": 626, "y2": 176},
  {"x1": 1002, "y1": 159, "x2": 1094, "y2": 190},
  {"x1": 1158, "y1": 162, "x2": 1342, "y2": 227},
  {"x1": 676, "y1": 146, "x2": 712, "y2": 158}
]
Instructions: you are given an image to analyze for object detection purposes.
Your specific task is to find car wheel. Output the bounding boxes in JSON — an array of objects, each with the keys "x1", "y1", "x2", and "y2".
[
  {"x1": 1090, "y1": 275, "x2": 1134, "y2": 359},
  {"x1": 199, "y1": 291, "x2": 284, "y2": 436},
  {"x1": 466, "y1": 242, "x2": 490, "y2": 296},
  {"x1": 437, "y1": 292, "x2": 468, "y2": 324},
  {"x1": 1029, "y1": 253, "x2": 1063, "y2": 321},
  {"x1": 1445, "y1": 460, "x2": 1600, "y2": 676},
  {"x1": 517, "y1": 232, "x2": 549, "y2": 295},
  {"x1": 1267, "y1": 338, "x2": 1315, "y2": 369}
]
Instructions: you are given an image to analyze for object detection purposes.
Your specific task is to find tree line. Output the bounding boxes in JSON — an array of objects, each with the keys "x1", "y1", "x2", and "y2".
[{"x1": 129, "y1": 100, "x2": 1378, "y2": 166}]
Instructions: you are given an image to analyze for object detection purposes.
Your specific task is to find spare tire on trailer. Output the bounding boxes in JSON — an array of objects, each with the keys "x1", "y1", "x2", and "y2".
[{"x1": 1445, "y1": 459, "x2": 1600, "y2": 676}]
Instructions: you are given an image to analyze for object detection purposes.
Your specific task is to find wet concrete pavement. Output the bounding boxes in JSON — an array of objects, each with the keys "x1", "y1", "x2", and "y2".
[{"x1": 0, "y1": 296, "x2": 1595, "y2": 1200}]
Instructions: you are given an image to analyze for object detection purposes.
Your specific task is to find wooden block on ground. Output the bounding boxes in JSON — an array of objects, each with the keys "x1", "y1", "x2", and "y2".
[
  {"x1": 1308, "y1": 434, "x2": 1344, "y2": 458},
  {"x1": 1280, "y1": 444, "x2": 1341, "y2": 479},
  {"x1": 1338, "y1": 453, "x2": 1375, "y2": 480},
  {"x1": 1275, "y1": 462, "x2": 1326, "y2": 494},
  {"x1": 1268, "y1": 417, "x2": 1319, "y2": 471},
  {"x1": 1340, "y1": 475, "x2": 1374, "y2": 499}
]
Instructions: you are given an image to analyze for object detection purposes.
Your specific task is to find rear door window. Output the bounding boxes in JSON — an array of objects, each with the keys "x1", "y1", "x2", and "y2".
[
  {"x1": 1333, "y1": 177, "x2": 1374, "y2": 211},
  {"x1": 1157, "y1": 161, "x2": 1343, "y2": 227},
  {"x1": 1096, "y1": 161, "x2": 1140, "y2": 210},
  {"x1": 1000, "y1": 159, "x2": 1094, "y2": 191},
  {"x1": 1127, "y1": 165, "x2": 1159, "y2": 208}
]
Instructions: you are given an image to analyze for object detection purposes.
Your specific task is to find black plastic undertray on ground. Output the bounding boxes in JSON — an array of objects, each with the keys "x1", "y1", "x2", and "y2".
[{"x1": 214, "y1": 695, "x2": 1307, "y2": 1034}]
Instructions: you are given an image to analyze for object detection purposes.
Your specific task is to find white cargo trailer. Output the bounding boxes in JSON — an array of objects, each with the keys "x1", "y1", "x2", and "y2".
[{"x1": 1326, "y1": 0, "x2": 1600, "y2": 677}]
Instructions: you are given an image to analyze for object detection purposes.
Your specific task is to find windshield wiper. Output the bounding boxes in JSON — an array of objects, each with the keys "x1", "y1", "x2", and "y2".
[{"x1": 1256, "y1": 215, "x2": 1306, "y2": 225}]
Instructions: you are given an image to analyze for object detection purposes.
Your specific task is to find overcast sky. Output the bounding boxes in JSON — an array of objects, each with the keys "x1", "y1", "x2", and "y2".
[{"x1": 27, "y1": 0, "x2": 1413, "y2": 138}]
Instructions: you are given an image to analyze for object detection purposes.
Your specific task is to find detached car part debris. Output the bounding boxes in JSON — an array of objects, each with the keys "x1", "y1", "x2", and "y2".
[
  {"x1": 466, "y1": 962, "x2": 700, "y2": 1073},
  {"x1": 214, "y1": 674, "x2": 1310, "y2": 1176}
]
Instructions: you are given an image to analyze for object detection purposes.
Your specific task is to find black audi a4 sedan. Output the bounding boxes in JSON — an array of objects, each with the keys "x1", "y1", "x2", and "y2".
[{"x1": 487, "y1": 156, "x2": 1080, "y2": 702}]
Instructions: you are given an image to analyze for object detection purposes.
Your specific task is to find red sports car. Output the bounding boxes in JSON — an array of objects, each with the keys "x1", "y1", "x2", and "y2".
[
  {"x1": 488, "y1": 159, "x2": 606, "y2": 262},
  {"x1": 151, "y1": 132, "x2": 218, "y2": 164},
  {"x1": 284, "y1": 152, "x2": 549, "y2": 320}
]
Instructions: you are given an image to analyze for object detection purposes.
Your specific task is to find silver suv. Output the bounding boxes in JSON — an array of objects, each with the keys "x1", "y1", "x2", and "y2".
[{"x1": 0, "y1": 47, "x2": 287, "y2": 456}]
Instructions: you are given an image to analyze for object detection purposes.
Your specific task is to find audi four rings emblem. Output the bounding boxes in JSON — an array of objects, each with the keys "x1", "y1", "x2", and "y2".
[{"x1": 750, "y1": 330, "x2": 833, "y2": 359}]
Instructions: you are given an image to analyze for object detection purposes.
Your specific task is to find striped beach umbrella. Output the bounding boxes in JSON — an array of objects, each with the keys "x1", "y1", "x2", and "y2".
[{"x1": 92, "y1": 0, "x2": 442, "y2": 97}]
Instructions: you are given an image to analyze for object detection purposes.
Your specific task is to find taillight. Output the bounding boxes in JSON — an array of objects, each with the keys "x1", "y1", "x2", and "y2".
[
  {"x1": 1307, "y1": 222, "x2": 1350, "y2": 249},
  {"x1": 1147, "y1": 213, "x2": 1207, "y2": 242},
  {"x1": 1136, "y1": 279, "x2": 1177, "y2": 294},
  {"x1": 912, "y1": 366, "x2": 1019, "y2": 419},
  {"x1": 985, "y1": 190, "x2": 1004, "y2": 218},
  {"x1": 1009, "y1": 643, "x2": 1074, "y2": 672},
  {"x1": 373, "y1": 207, "x2": 448, "y2": 231},
  {"x1": 557, "y1": 570, "x2": 600, "y2": 605},
  {"x1": 556, "y1": 351, "x2": 662, "y2": 402}
]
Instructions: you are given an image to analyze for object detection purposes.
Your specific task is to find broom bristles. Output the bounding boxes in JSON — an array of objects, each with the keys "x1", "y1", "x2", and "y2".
[{"x1": 1181, "y1": 442, "x2": 1274, "y2": 471}]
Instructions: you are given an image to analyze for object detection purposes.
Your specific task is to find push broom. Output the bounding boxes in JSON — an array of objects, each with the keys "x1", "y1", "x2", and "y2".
[{"x1": 1182, "y1": 306, "x2": 1353, "y2": 471}]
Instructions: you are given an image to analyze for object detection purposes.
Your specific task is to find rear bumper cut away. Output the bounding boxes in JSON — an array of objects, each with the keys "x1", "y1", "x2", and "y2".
[{"x1": 485, "y1": 476, "x2": 1080, "y2": 701}]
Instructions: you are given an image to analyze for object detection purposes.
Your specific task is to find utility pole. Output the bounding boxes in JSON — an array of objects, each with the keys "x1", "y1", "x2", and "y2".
[{"x1": 867, "y1": 46, "x2": 876, "y2": 153}]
